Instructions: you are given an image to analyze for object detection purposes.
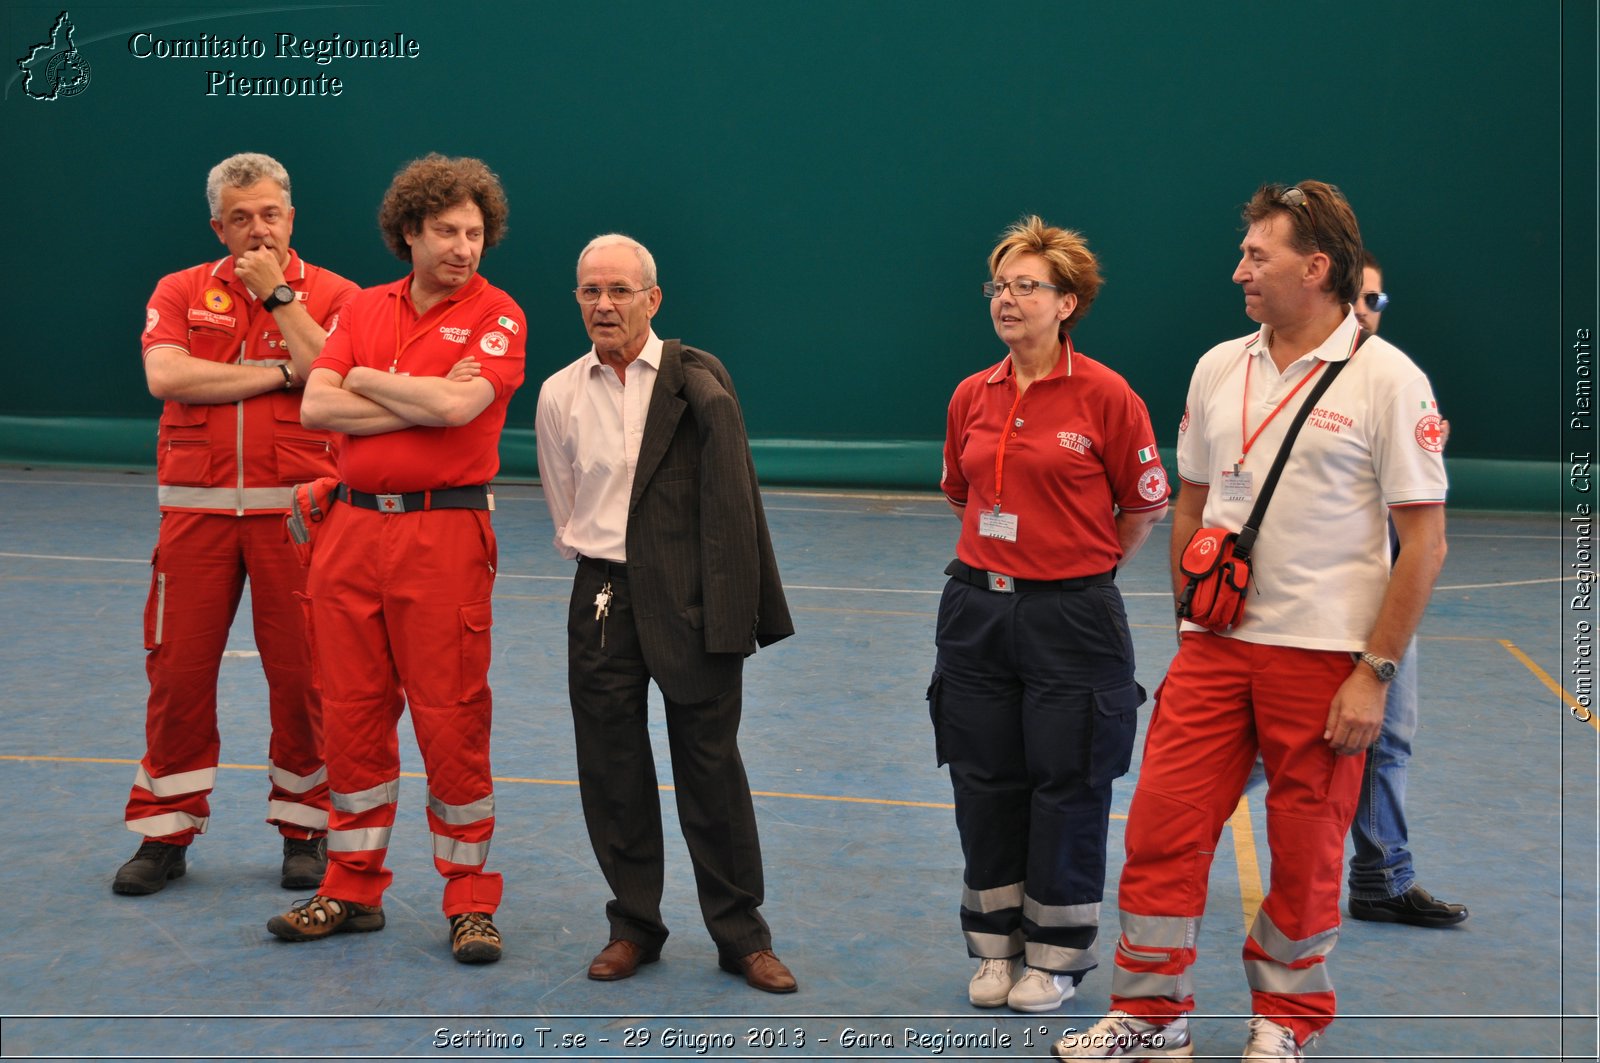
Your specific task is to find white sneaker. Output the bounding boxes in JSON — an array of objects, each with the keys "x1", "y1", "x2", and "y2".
[
  {"x1": 1007, "y1": 965, "x2": 1074, "y2": 1012},
  {"x1": 1052, "y1": 1010, "x2": 1194, "y2": 1059},
  {"x1": 967, "y1": 957, "x2": 1017, "y2": 1008},
  {"x1": 1241, "y1": 1016, "x2": 1310, "y2": 1061}
]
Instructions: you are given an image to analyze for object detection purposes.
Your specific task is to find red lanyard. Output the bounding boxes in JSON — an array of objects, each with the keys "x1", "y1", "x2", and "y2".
[
  {"x1": 993, "y1": 335, "x2": 1073, "y2": 508},
  {"x1": 1236, "y1": 356, "x2": 1325, "y2": 470}
]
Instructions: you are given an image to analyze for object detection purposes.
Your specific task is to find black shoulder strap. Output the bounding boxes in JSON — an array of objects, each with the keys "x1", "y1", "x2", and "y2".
[{"x1": 1233, "y1": 330, "x2": 1370, "y2": 559}]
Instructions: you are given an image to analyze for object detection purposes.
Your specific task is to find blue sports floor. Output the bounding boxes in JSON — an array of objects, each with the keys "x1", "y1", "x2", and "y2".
[{"x1": 0, "y1": 467, "x2": 1594, "y2": 1061}]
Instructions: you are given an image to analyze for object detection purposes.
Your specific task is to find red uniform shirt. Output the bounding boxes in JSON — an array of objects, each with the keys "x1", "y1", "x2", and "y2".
[
  {"x1": 314, "y1": 272, "x2": 527, "y2": 493},
  {"x1": 143, "y1": 251, "x2": 358, "y2": 514},
  {"x1": 942, "y1": 339, "x2": 1170, "y2": 581}
]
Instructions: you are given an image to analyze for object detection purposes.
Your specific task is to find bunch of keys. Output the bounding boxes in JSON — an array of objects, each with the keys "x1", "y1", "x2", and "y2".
[{"x1": 594, "y1": 581, "x2": 612, "y2": 647}]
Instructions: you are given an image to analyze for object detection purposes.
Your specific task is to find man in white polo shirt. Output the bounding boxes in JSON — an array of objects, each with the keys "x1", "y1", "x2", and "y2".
[{"x1": 1056, "y1": 181, "x2": 1447, "y2": 1062}]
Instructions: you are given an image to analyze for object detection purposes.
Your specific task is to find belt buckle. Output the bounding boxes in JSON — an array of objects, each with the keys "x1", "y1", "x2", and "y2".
[
  {"x1": 374, "y1": 493, "x2": 406, "y2": 513},
  {"x1": 985, "y1": 570, "x2": 1014, "y2": 593}
]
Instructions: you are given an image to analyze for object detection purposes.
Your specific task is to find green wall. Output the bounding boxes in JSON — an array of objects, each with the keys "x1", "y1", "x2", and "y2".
[{"x1": 2, "y1": 1, "x2": 1585, "y2": 507}]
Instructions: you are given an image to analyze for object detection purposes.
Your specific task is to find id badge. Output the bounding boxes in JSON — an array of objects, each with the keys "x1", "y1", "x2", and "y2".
[
  {"x1": 979, "y1": 507, "x2": 1019, "y2": 542},
  {"x1": 1220, "y1": 470, "x2": 1254, "y2": 503}
]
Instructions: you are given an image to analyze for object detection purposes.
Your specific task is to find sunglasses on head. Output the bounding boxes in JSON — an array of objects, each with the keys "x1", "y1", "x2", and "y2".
[{"x1": 1361, "y1": 291, "x2": 1389, "y2": 313}]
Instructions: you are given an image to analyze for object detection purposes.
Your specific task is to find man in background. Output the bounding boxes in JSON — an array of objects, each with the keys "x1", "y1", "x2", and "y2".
[{"x1": 1345, "y1": 251, "x2": 1468, "y2": 929}]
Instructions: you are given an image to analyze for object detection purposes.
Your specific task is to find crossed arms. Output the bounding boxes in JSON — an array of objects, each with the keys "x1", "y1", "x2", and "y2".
[{"x1": 300, "y1": 358, "x2": 495, "y2": 435}]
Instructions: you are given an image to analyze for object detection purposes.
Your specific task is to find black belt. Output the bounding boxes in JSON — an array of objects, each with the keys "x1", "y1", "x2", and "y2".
[
  {"x1": 944, "y1": 558, "x2": 1114, "y2": 594},
  {"x1": 578, "y1": 555, "x2": 628, "y2": 580},
  {"x1": 338, "y1": 483, "x2": 492, "y2": 513}
]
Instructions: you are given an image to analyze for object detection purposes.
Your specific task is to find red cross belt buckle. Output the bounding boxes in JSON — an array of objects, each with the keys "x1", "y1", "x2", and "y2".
[
  {"x1": 986, "y1": 571, "x2": 1014, "y2": 593},
  {"x1": 376, "y1": 493, "x2": 405, "y2": 513}
]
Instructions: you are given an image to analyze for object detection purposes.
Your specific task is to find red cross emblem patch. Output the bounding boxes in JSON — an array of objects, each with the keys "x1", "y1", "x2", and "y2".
[{"x1": 1415, "y1": 414, "x2": 1445, "y2": 452}]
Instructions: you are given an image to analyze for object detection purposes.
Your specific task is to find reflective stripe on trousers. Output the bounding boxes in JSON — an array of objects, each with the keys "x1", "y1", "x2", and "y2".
[{"x1": 1111, "y1": 912, "x2": 1200, "y2": 1003}]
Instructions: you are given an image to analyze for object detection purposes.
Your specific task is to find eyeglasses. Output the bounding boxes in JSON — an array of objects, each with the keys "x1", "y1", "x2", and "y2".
[
  {"x1": 574, "y1": 284, "x2": 653, "y2": 305},
  {"x1": 982, "y1": 278, "x2": 1063, "y2": 298},
  {"x1": 1361, "y1": 291, "x2": 1390, "y2": 313}
]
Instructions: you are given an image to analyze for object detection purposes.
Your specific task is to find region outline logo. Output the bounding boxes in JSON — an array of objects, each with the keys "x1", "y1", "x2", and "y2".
[{"x1": 17, "y1": 10, "x2": 91, "y2": 101}]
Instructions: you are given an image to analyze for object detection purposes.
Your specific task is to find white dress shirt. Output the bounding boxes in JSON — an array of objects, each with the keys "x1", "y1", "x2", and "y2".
[{"x1": 535, "y1": 329, "x2": 664, "y2": 562}]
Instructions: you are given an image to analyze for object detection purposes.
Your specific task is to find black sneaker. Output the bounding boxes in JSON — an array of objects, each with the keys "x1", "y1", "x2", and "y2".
[
  {"x1": 280, "y1": 836, "x2": 327, "y2": 890},
  {"x1": 112, "y1": 840, "x2": 187, "y2": 895},
  {"x1": 450, "y1": 911, "x2": 502, "y2": 964}
]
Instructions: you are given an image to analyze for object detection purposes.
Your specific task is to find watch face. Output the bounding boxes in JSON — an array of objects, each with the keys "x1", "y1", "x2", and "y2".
[{"x1": 1364, "y1": 654, "x2": 1397, "y2": 681}]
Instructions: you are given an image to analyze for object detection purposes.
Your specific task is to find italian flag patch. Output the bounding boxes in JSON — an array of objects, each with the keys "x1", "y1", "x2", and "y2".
[
  {"x1": 1137, "y1": 446, "x2": 1157, "y2": 462},
  {"x1": 497, "y1": 316, "x2": 520, "y2": 334},
  {"x1": 1420, "y1": 399, "x2": 1437, "y2": 410}
]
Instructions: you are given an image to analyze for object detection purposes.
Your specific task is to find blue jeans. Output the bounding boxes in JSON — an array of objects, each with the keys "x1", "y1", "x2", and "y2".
[{"x1": 1346, "y1": 635, "x2": 1419, "y2": 900}]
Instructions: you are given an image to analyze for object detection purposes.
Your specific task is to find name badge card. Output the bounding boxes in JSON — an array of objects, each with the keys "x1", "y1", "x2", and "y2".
[
  {"x1": 979, "y1": 508, "x2": 1019, "y2": 542},
  {"x1": 1220, "y1": 470, "x2": 1254, "y2": 503}
]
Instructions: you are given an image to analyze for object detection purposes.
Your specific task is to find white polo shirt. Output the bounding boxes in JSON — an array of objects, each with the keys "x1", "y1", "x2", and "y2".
[
  {"x1": 1175, "y1": 311, "x2": 1447, "y2": 651},
  {"x1": 535, "y1": 330, "x2": 664, "y2": 563}
]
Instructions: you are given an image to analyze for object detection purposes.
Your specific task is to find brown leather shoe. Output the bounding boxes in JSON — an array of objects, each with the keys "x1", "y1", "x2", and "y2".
[
  {"x1": 718, "y1": 948, "x2": 798, "y2": 993},
  {"x1": 587, "y1": 938, "x2": 660, "y2": 981}
]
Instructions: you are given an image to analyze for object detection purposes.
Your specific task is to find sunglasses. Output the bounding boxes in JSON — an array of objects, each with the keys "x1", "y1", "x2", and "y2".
[{"x1": 1360, "y1": 291, "x2": 1390, "y2": 313}]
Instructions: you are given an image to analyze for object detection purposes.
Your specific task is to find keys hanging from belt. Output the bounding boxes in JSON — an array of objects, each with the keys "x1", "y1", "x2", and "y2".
[{"x1": 594, "y1": 582, "x2": 612, "y2": 647}]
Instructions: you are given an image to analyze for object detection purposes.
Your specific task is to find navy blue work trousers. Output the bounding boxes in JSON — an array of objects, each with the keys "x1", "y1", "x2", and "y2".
[{"x1": 928, "y1": 573, "x2": 1145, "y2": 975}]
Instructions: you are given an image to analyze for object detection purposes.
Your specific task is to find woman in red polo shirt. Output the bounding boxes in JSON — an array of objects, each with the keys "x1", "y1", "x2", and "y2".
[{"x1": 931, "y1": 216, "x2": 1170, "y2": 1014}]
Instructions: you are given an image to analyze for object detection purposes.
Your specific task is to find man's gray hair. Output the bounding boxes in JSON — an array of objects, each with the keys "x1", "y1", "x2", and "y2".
[
  {"x1": 206, "y1": 152, "x2": 291, "y2": 220},
  {"x1": 577, "y1": 233, "x2": 658, "y2": 288}
]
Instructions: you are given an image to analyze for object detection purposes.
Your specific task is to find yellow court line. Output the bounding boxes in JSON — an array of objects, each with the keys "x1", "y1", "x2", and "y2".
[
  {"x1": 0, "y1": 753, "x2": 977, "y2": 811},
  {"x1": 1229, "y1": 796, "x2": 1265, "y2": 932},
  {"x1": 1501, "y1": 639, "x2": 1600, "y2": 732}
]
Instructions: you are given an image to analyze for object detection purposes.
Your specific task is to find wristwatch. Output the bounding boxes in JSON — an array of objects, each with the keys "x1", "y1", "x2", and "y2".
[
  {"x1": 1357, "y1": 651, "x2": 1398, "y2": 682},
  {"x1": 262, "y1": 284, "x2": 295, "y2": 311}
]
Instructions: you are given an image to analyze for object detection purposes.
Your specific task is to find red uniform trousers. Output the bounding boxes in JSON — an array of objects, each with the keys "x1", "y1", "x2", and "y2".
[
  {"x1": 306, "y1": 502, "x2": 503, "y2": 917},
  {"x1": 125, "y1": 511, "x2": 328, "y2": 843},
  {"x1": 1110, "y1": 631, "x2": 1365, "y2": 1043}
]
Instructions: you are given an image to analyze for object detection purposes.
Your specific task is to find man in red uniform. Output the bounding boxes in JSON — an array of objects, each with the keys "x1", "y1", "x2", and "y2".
[
  {"x1": 115, "y1": 152, "x2": 357, "y2": 896},
  {"x1": 265, "y1": 154, "x2": 525, "y2": 965}
]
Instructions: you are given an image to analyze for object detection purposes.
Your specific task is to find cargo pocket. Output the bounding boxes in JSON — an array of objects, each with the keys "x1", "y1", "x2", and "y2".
[
  {"x1": 459, "y1": 599, "x2": 494, "y2": 703},
  {"x1": 294, "y1": 591, "x2": 320, "y2": 690},
  {"x1": 271, "y1": 390, "x2": 336, "y2": 481},
  {"x1": 1087, "y1": 679, "x2": 1147, "y2": 787},
  {"x1": 926, "y1": 669, "x2": 948, "y2": 767},
  {"x1": 143, "y1": 547, "x2": 165, "y2": 650},
  {"x1": 157, "y1": 405, "x2": 212, "y2": 486},
  {"x1": 274, "y1": 434, "x2": 335, "y2": 482}
]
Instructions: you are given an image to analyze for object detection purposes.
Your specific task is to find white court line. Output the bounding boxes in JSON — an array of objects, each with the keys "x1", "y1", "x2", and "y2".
[
  {"x1": 0, "y1": 551, "x2": 146, "y2": 564},
  {"x1": 764, "y1": 506, "x2": 949, "y2": 518},
  {"x1": 0, "y1": 477, "x2": 148, "y2": 488},
  {"x1": 785, "y1": 583, "x2": 942, "y2": 596},
  {"x1": 0, "y1": 555, "x2": 1569, "y2": 596},
  {"x1": 1432, "y1": 576, "x2": 1566, "y2": 591}
]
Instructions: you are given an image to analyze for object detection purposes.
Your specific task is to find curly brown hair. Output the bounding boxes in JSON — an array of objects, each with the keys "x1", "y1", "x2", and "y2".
[{"x1": 378, "y1": 153, "x2": 509, "y2": 262}]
